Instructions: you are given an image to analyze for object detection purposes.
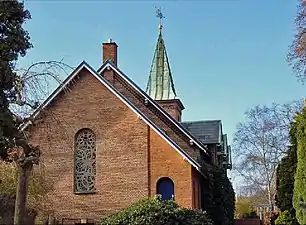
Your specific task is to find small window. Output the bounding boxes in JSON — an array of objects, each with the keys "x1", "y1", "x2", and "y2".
[
  {"x1": 74, "y1": 128, "x2": 96, "y2": 193},
  {"x1": 156, "y1": 177, "x2": 175, "y2": 200}
]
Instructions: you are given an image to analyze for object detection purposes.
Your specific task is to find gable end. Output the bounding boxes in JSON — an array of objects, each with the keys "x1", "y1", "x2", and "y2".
[{"x1": 20, "y1": 61, "x2": 202, "y2": 173}]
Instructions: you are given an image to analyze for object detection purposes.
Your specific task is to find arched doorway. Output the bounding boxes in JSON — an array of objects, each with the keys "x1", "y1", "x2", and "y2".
[{"x1": 156, "y1": 177, "x2": 174, "y2": 200}]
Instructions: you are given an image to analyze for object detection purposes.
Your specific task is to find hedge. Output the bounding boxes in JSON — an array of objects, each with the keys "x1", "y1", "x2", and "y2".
[
  {"x1": 205, "y1": 167, "x2": 235, "y2": 225},
  {"x1": 100, "y1": 197, "x2": 213, "y2": 225}
]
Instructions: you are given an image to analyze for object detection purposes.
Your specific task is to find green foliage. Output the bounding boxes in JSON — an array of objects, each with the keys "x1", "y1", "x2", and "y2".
[
  {"x1": 235, "y1": 197, "x2": 258, "y2": 219},
  {"x1": 0, "y1": 0, "x2": 32, "y2": 159},
  {"x1": 293, "y1": 107, "x2": 306, "y2": 224},
  {"x1": 275, "y1": 121, "x2": 299, "y2": 224},
  {"x1": 204, "y1": 167, "x2": 235, "y2": 225},
  {"x1": 265, "y1": 210, "x2": 280, "y2": 225},
  {"x1": 275, "y1": 145, "x2": 297, "y2": 211},
  {"x1": 0, "y1": 161, "x2": 54, "y2": 212},
  {"x1": 100, "y1": 197, "x2": 213, "y2": 225},
  {"x1": 0, "y1": 162, "x2": 17, "y2": 196},
  {"x1": 275, "y1": 121, "x2": 298, "y2": 211},
  {"x1": 275, "y1": 210, "x2": 298, "y2": 225}
]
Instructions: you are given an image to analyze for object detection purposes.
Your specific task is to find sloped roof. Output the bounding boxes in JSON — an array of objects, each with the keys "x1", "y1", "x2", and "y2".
[
  {"x1": 146, "y1": 30, "x2": 177, "y2": 100},
  {"x1": 97, "y1": 61, "x2": 208, "y2": 155},
  {"x1": 21, "y1": 61, "x2": 203, "y2": 172},
  {"x1": 180, "y1": 120, "x2": 222, "y2": 144}
]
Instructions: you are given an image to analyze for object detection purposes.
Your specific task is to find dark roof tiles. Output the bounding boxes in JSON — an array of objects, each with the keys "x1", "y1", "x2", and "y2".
[{"x1": 180, "y1": 120, "x2": 222, "y2": 144}]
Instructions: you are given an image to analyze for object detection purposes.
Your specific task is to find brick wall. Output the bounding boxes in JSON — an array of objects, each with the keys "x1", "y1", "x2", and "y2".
[
  {"x1": 29, "y1": 69, "x2": 148, "y2": 220},
  {"x1": 155, "y1": 99, "x2": 183, "y2": 122},
  {"x1": 191, "y1": 167, "x2": 203, "y2": 209},
  {"x1": 28, "y1": 67, "x2": 199, "y2": 221},
  {"x1": 149, "y1": 128, "x2": 193, "y2": 208},
  {"x1": 234, "y1": 219, "x2": 263, "y2": 225},
  {"x1": 106, "y1": 70, "x2": 203, "y2": 166}
]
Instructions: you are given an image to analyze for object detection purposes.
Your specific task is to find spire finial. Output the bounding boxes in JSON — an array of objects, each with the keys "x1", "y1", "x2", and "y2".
[{"x1": 155, "y1": 6, "x2": 165, "y2": 31}]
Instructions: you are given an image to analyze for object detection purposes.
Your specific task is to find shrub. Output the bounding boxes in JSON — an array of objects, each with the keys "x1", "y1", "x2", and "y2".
[
  {"x1": 275, "y1": 210, "x2": 298, "y2": 225},
  {"x1": 100, "y1": 197, "x2": 213, "y2": 225},
  {"x1": 235, "y1": 197, "x2": 257, "y2": 219},
  {"x1": 0, "y1": 161, "x2": 54, "y2": 222}
]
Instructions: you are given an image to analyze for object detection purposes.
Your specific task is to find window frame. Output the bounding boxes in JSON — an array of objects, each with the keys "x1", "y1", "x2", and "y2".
[
  {"x1": 74, "y1": 128, "x2": 97, "y2": 194},
  {"x1": 156, "y1": 177, "x2": 175, "y2": 201}
]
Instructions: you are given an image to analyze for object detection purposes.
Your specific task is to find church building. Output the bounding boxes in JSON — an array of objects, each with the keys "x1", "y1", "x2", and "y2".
[{"x1": 22, "y1": 21, "x2": 232, "y2": 224}]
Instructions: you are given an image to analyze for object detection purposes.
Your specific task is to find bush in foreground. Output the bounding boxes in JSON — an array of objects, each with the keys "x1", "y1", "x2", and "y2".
[
  {"x1": 275, "y1": 210, "x2": 298, "y2": 225},
  {"x1": 100, "y1": 197, "x2": 213, "y2": 225}
]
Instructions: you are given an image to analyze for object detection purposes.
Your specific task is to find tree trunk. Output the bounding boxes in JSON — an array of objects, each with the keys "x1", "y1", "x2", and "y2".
[
  {"x1": 14, "y1": 165, "x2": 32, "y2": 225},
  {"x1": 266, "y1": 176, "x2": 273, "y2": 212}
]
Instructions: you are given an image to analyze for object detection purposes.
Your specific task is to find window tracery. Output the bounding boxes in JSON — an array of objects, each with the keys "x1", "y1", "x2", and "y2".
[{"x1": 74, "y1": 128, "x2": 96, "y2": 193}]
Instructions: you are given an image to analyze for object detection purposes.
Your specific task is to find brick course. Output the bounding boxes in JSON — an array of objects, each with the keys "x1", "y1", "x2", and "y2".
[
  {"x1": 149, "y1": 128, "x2": 193, "y2": 208},
  {"x1": 28, "y1": 67, "x2": 203, "y2": 221},
  {"x1": 107, "y1": 71, "x2": 204, "y2": 167},
  {"x1": 30, "y1": 69, "x2": 148, "y2": 219}
]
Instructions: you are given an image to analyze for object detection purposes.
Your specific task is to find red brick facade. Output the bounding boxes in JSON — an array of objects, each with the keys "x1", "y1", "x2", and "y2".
[
  {"x1": 156, "y1": 99, "x2": 184, "y2": 122},
  {"x1": 25, "y1": 42, "x2": 209, "y2": 223}
]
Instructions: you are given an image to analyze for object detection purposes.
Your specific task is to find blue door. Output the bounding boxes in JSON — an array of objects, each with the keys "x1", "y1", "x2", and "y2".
[{"x1": 156, "y1": 177, "x2": 174, "y2": 200}]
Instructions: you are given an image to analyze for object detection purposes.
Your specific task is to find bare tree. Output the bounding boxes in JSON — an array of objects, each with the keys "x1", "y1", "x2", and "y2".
[
  {"x1": 7, "y1": 60, "x2": 73, "y2": 224},
  {"x1": 288, "y1": 0, "x2": 306, "y2": 83},
  {"x1": 233, "y1": 100, "x2": 303, "y2": 211}
]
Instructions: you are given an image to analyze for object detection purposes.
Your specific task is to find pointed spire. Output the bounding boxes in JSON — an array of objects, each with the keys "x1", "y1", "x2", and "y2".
[{"x1": 146, "y1": 9, "x2": 177, "y2": 100}]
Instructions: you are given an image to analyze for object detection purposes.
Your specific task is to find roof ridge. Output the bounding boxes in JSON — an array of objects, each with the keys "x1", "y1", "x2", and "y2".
[
  {"x1": 181, "y1": 120, "x2": 222, "y2": 124},
  {"x1": 98, "y1": 62, "x2": 208, "y2": 155},
  {"x1": 20, "y1": 61, "x2": 203, "y2": 173}
]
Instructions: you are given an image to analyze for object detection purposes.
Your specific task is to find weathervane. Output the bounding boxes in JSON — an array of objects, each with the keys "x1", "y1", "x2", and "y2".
[{"x1": 155, "y1": 6, "x2": 165, "y2": 30}]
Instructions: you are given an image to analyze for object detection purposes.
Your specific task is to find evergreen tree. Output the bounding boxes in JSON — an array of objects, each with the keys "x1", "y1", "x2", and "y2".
[
  {"x1": 204, "y1": 167, "x2": 235, "y2": 225},
  {"x1": 0, "y1": 1, "x2": 39, "y2": 224},
  {"x1": 293, "y1": 107, "x2": 306, "y2": 224},
  {"x1": 275, "y1": 122, "x2": 299, "y2": 224},
  {"x1": 0, "y1": 0, "x2": 32, "y2": 158}
]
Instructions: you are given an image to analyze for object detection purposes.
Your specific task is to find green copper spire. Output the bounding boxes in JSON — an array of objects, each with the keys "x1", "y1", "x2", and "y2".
[{"x1": 146, "y1": 9, "x2": 177, "y2": 100}]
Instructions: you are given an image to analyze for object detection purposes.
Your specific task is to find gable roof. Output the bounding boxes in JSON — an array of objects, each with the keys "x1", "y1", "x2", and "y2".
[
  {"x1": 97, "y1": 61, "x2": 208, "y2": 155},
  {"x1": 20, "y1": 61, "x2": 203, "y2": 172},
  {"x1": 181, "y1": 120, "x2": 222, "y2": 144}
]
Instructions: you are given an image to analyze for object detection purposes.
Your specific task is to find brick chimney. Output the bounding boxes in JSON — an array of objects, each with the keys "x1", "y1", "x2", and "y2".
[
  {"x1": 156, "y1": 99, "x2": 184, "y2": 122},
  {"x1": 102, "y1": 39, "x2": 117, "y2": 66},
  {"x1": 102, "y1": 39, "x2": 118, "y2": 85}
]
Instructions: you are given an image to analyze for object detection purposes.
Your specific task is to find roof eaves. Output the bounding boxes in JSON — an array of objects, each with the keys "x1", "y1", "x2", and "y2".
[
  {"x1": 97, "y1": 61, "x2": 208, "y2": 155},
  {"x1": 20, "y1": 61, "x2": 203, "y2": 173},
  {"x1": 20, "y1": 61, "x2": 88, "y2": 131}
]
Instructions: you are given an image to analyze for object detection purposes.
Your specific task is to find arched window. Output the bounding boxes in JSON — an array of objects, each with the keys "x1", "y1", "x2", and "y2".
[
  {"x1": 74, "y1": 128, "x2": 96, "y2": 193},
  {"x1": 156, "y1": 177, "x2": 174, "y2": 200}
]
